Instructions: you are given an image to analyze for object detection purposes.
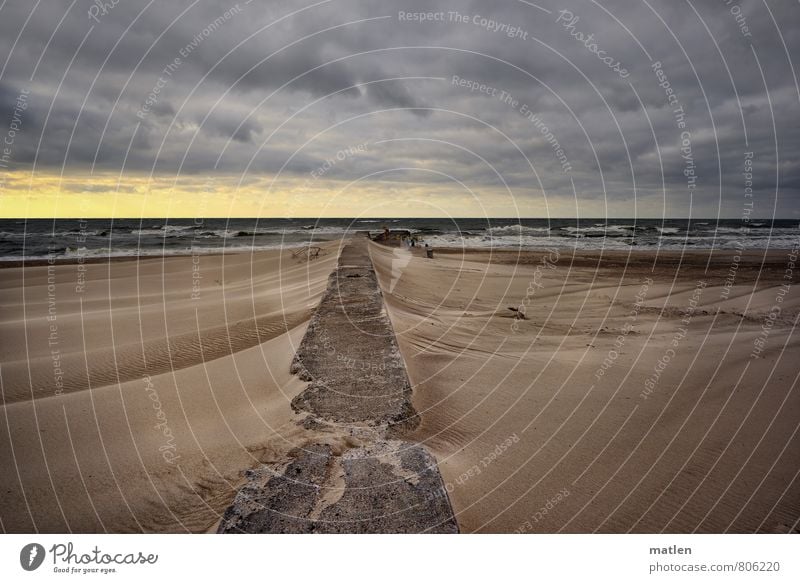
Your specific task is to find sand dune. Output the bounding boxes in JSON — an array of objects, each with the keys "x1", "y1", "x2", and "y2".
[
  {"x1": 0, "y1": 246, "x2": 339, "y2": 532},
  {"x1": 370, "y1": 244, "x2": 800, "y2": 533},
  {"x1": 2, "y1": 241, "x2": 798, "y2": 533}
]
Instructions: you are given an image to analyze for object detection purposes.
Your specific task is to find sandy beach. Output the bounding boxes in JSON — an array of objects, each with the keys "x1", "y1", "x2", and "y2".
[
  {"x1": 1, "y1": 241, "x2": 798, "y2": 532},
  {"x1": 370, "y1": 244, "x2": 800, "y2": 533},
  {"x1": 0, "y1": 246, "x2": 339, "y2": 532}
]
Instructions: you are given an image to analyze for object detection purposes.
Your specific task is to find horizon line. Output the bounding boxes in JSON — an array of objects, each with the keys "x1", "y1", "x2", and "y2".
[{"x1": 1, "y1": 216, "x2": 794, "y2": 221}]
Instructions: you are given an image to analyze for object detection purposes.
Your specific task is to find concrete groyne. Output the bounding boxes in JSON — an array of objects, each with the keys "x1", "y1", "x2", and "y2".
[{"x1": 218, "y1": 236, "x2": 458, "y2": 533}]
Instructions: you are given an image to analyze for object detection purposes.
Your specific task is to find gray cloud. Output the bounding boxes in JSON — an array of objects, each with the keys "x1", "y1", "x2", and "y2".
[{"x1": 0, "y1": 0, "x2": 798, "y2": 216}]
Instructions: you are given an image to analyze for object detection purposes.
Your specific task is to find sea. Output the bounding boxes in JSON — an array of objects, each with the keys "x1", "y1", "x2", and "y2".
[{"x1": 0, "y1": 218, "x2": 797, "y2": 261}]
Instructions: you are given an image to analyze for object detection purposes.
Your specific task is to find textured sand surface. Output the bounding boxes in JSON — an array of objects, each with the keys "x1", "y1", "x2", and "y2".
[
  {"x1": 2, "y1": 243, "x2": 798, "y2": 533},
  {"x1": 370, "y1": 244, "x2": 800, "y2": 533},
  {"x1": 0, "y1": 247, "x2": 339, "y2": 532}
]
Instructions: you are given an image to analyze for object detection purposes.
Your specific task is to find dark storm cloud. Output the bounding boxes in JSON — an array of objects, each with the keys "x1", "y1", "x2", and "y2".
[{"x1": 0, "y1": 0, "x2": 798, "y2": 216}]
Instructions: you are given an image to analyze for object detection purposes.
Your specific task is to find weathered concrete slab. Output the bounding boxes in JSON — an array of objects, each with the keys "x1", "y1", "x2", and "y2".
[
  {"x1": 289, "y1": 237, "x2": 417, "y2": 429},
  {"x1": 219, "y1": 236, "x2": 458, "y2": 534},
  {"x1": 217, "y1": 441, "x2": 458, "y2": 534}
]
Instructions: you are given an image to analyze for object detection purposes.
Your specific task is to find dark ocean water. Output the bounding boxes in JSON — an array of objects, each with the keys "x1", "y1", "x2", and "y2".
[{"x1": 0, "y1": 218, "x2": 797, "y2": 260}]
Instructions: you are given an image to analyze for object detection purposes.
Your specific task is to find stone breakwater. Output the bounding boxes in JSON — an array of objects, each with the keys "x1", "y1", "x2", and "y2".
[
  {"x1": 218, "y1": 235, "x2": 458, "y2": 533},
  {"x1": 288, "y1": 237, "x2": 417, "y2": 428}
]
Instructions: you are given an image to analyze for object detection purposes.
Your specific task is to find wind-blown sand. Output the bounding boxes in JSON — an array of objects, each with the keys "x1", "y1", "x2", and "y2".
[
  {"x1": 370, "y1": 244, "x2": 800, "y2": 533},
  {"x1": 0, "y1": 246, "x2": 339, "y2": 532},
  {"x1": 2, "y1": 241, "x2": 799, "y2": 533}
]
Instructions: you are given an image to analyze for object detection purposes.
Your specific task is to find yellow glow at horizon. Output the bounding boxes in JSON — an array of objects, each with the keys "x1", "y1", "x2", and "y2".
[{"x1": 0, "y1": 170, "x2": 550, "y2": 218}]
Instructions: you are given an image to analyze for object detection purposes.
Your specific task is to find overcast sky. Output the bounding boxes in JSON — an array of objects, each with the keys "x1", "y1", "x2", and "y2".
[{"x1": 0, "y1": 0, "x2": 798, "y2": 217}]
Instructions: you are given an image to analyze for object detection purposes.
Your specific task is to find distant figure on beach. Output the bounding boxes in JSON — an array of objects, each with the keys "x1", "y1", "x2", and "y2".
[
  {"x1": 411, "y1": 236, "x2": 417, "y2": 247},
  {"x1": 425, "y1": 243, "x2": 433, "y2": 259}
]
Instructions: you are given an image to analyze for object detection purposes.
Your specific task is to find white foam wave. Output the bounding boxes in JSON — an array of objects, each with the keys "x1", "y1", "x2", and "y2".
[{"x1": 486, "y1": 225, "x2": 550, "y2": 236}]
